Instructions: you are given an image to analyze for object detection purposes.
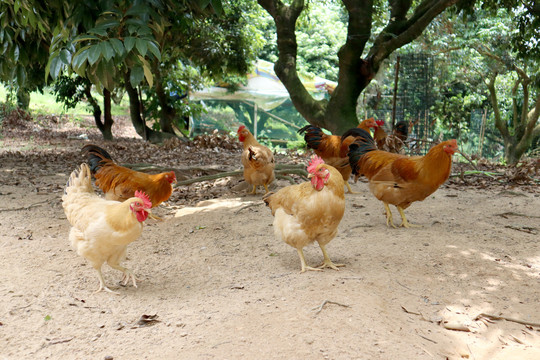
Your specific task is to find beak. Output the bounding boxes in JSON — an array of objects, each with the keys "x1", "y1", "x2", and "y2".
[{"x1": 308, "y1": 173, "x2": 314, "y2": 179}]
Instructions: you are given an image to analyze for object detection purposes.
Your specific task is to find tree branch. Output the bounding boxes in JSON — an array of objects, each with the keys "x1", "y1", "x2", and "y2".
[
  {"x1": 257, "y1": 0, "x2": 326, "y2": 127},
  {"x1": 370, "y1": 0, "x2": 458, "y2": 67},
  {"x1": 487, "y1": 72, "x2": 511, "y2": 143}
]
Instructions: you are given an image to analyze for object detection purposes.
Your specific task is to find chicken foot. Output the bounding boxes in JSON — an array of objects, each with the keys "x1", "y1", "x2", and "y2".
[
  {"x1": 94, "y1": 269, "x2": 120, "y2": 295},
  {"x1": 248, "y1": 185, "x2": 258, "y2": 195},
  {"x1": 109, "y1": 263, "x2": 138, "y2": 288},
  {"x1": 397, "y1": 207, "x2": 422, "y2": 228},
  {"x1": 345, "y1": 183, "x2": 360, "y2": 194},
  {"x1": 316, "y1": 244, "x2": 344, "y2": 271},
  {"x1": 297, "y1": 248, "x2": 323, "y2": 273}
]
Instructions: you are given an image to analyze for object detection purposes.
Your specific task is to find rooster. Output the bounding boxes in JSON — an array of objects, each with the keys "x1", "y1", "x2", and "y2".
[
  {"x1": 263, "y1": 155, "x2": 345, "y2": 273},
  {"x1": 81, "y1": 144, "x2": 176, "y2": 207},
  {"x1": 297, "y1": 118, "x2": 380, "y2": 194},
  {"x1": 62, "y1": 163, "x2": 153, "y2": 293},
  {"x1": 237, "y1": 125, "x2": 275, "y2": 194},
  {"x1": 373, "y1": 120, "x2": 409, "y2": 153},
  {"x1": 346, "y1": 128, "x2": 458, "y2": 228}
]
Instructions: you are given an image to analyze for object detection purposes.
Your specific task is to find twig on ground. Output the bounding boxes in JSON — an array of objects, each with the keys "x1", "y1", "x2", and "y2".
[
  {"x1": 401, "y1": 305, "x2": 422, "y2": 316},
  {"x1": 312, "y1": 300, "x2": 350, "y2": 314},
  {"x1": 0, "y1": 199, "x2": 49, "y2": 212},
  {"x1": 234, "y1": 202, "x2": 264, "y2": 215},
  {"x1": 417, "y1": 334, "x2": 438, "y2": 344},
  {"x1": 48, "y1": 337, "x2": 74, "y2": 345},
  {"x1": 475, "y1": 313, "x2": 540, "y2": 328},
  {"x1": 495, "y1": 211, "x2": 540, "y2": 219},
  {"x1": 504, "y1": 225, "x2": 538, "y2": 235},
  {"x1": 458, "y1": 152, "x2": 480, "y2": 171}
]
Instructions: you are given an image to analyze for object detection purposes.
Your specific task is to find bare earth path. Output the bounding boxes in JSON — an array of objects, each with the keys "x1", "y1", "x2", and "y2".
[{"x1": 0, "y1": 116, "x2": 539, "y2": 359}]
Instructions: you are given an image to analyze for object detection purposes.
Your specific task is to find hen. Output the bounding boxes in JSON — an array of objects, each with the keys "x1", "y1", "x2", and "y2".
[
  {"x1": 62, "y1": 163, "x2": 153, "y2": 293},
  {"x1": 81, "y1": 144, "x2": 176, "y2": 207},
  {"x1": 297, "y1": 118, "x2": 379, "y2": 194},
  {"x1": 237, "y1": 125, "x2": 275, "y2": 194},
  {"x1": 346, "y1": 128, "x2": 458, "y2": 228},
  {"x1": 263, "y1": 156, "x2": 345, "y2": 273},
  {"x1": 373, "y1": 120, "x2": 409, "y2": 153}
]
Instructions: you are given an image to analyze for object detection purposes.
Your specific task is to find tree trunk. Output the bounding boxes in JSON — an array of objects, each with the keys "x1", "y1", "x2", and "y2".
[
  {"x1": 84, "y1": 83, "x2": 114, "y2": 140},
  {"x1": 258, "y1": 0, "x2": 458, "y2": 135},
  {"x1": 123, "y1": 70, "x2": 173, "y2": 143},
  {"x1": 153, "y1": 62, "x2": 177, "y2": 135},
  {"x1": 102, "y1": 88, "x2": 114, "y2": 141},
  {"x1": 486, "y1": 67, "x2": 540, "y2": 165}
]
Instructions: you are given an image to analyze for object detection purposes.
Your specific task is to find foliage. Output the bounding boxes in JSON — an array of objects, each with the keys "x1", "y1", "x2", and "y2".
[{"x1": 52, "y1": 76, "x2": 90, "y2": 110}]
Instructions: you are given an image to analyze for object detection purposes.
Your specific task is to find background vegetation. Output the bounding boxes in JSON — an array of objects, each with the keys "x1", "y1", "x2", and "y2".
[{"x1": 0, "y1": 0, "x2": 538, "y2": 164}]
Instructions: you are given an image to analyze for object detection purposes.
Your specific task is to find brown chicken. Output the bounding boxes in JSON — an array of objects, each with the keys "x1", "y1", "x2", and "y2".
[
  {"x1": 297, "y1": 118, "x2": 379, "y2": 194},
  {"x1": 263, "y1": 155, "x2": 345, "y2": 273},
  {"x1": 346, "y1": 128, "x2": 458, "y2": 228},
  {"x1": 237, "y1": 125, "x2": 275, "y2": 194},
  {"x1": 81, "y1": 144, "x2": 176, "y2": 207},
  {"x1": 62, "y1": 163, "x2": 153, "y2": 293},
  {"x1": 373, "y1": 120, "x2": 409, "y2": 153}
]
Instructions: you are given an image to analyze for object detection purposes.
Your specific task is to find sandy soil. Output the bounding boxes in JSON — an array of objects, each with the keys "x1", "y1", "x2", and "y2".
[{"x1": 1, "y1": 115, "x2": 539, "y2": 360}]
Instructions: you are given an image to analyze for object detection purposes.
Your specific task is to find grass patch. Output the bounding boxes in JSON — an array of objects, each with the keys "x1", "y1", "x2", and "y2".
[{"x1": 0, "y1": 85, "x2": 129, "y2": 117}]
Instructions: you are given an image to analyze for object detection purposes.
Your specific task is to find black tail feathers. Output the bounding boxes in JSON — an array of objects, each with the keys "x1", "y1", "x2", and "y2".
[
  {"x1": 297, "y1": 125, "x2": 324, "y2": 150},
  {"x1": 345, "y1": 128, "x2": 377, "y2": 176},
  {"x1": 81, "y1": 144, "x2": 113, "y2": 174}
]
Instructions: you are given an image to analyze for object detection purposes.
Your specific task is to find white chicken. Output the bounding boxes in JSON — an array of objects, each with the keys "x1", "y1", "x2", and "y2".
[{"x1": 62, "y1": 163, "x2": 152, "y2": 294}]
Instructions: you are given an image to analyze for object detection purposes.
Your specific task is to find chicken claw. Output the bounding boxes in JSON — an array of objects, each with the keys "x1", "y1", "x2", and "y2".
[
  {"x1": 397, "y1": 207, "x2": 423, "y2": 228},
  {"x1": 95, "y1": 269, "x2": 120, "y2": 295},
  {"x1": 109, "y1": 264, "x2": 138, "y2": 288},
  {"x1": 297, "y1": 248, "x2": 323, "y2": 273},
  {"x1": 317, "y1": 244, "x2": 345, "y2": 271},
  {"x1": 345, "y1": 183, "x2": 360, "y2": 194}
]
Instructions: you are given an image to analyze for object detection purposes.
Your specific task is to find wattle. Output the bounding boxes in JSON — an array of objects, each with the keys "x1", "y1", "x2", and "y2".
[
  {"x1": 136, "y1": 210, "x2": 148, "y2": 222},
  {"x1": 311, "y1": 176, "x2": 325, "y2": 191}
]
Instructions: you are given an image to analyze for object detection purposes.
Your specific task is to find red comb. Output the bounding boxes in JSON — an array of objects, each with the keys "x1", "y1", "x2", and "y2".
[
  {"x1": 134, "y1": 190, "x2": 152, "y2": 209},
  {"x1": 307, "y1": 155, "x2": 325, "y2": 173},
  {"x1": 237, "y1": 125, "x2": 246, "y2": 133},
  {"x1": 376, "y1": 120, "x2": 385, "y2": 126}
]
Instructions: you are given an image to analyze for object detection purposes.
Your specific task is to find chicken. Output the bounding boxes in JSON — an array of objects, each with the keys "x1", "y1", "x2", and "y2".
[
  {"x1": 373, "y1": 120, "x2": 409, "y2": 153},
  {"x1": 346, "y1": 128, "x2": 458, "y2": 228},
  {"x1": 237, "y1": 125, "x2": 275, "y2": 194},
  {"x1": 263, "y1": 155, "x2": 345, "y2": 273},
  {"x1": 297, "y1": 118, "x2": 379, "y2": 194},
  {"x1": 81, "y1": 144, "x2": 176, "y2": 207},
  {"x1": 62, "y1": 163, "x2": 153, "y2": 294}
]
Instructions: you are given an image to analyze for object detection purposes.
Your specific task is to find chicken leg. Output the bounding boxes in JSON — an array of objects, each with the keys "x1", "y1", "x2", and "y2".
[
  {"x1": 297, "y1": 248, "x2": 322, "y2": 273},
  {"x1": 383, "y1": 202, "x2": 397, "y2": 228},
  {"x1": 94, "y1": 268, "x2": 120, "y2": 295},
  {"x1": 316, "y1": 243, "x2": 344, "y2": 270},
  {"x1": 345, "y1": 182, "x2": 360, "y2": 194},
  {"x1": 249, "y1": 185, "x2": 257, "y2": 195},
  {"x1": 397, "y1": 206, "x2": 422, "y2": 228}
]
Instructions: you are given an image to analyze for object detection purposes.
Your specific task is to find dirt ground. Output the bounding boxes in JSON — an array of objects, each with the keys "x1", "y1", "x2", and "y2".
[{"x1": 1, "y1": 114, "x2": 539, "y2": 360}]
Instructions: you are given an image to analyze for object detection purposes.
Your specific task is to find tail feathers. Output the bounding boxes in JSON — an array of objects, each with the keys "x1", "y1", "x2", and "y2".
[
  {"x1": 65, "y1": 163, "x2": 94, "y2": 195},
  {"x1": 298, "y1": 125, "x2": 324, "y2": 150},
  {"x1": 81, "y1": 144, "x2": 114, "y2": 174},
  {"x1": 347, "y1": 129, "x2": 378, "y2": 176}
]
